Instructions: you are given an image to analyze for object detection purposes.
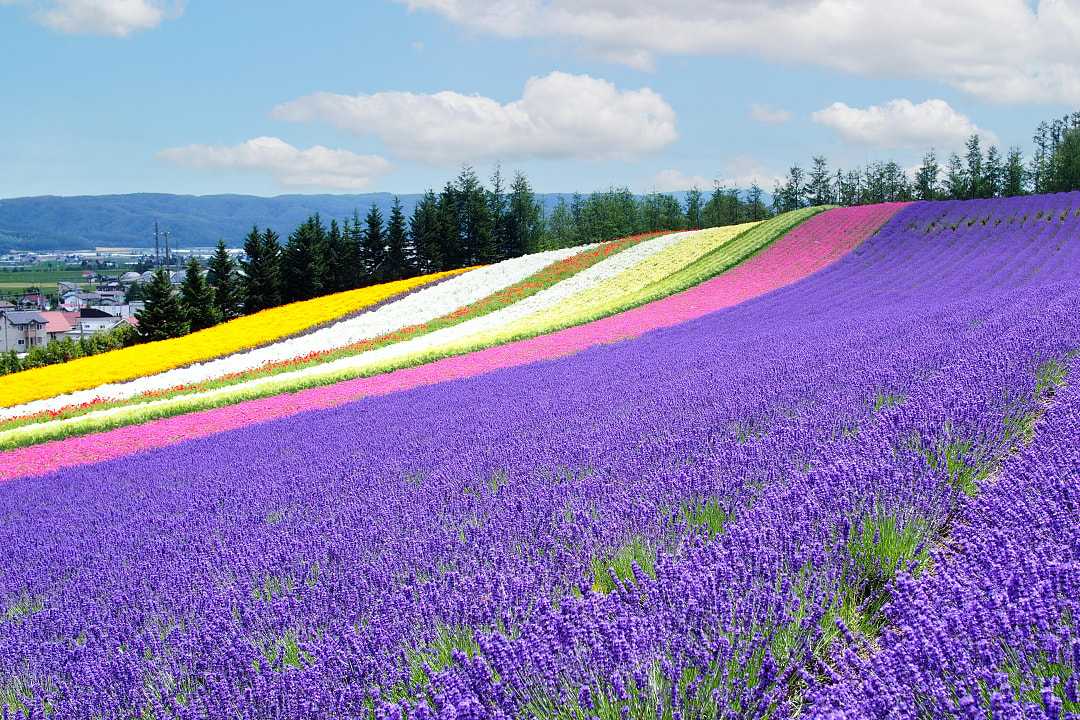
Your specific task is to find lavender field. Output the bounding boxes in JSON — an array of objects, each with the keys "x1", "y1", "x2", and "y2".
[{"x1": 2, "y1": 194, "x2": 1079, "y2": 719}]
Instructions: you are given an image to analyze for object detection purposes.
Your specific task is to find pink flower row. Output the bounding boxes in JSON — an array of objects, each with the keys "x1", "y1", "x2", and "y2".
[{"x1": 0, "y1": 203, "x2": 908, "y2": 481}]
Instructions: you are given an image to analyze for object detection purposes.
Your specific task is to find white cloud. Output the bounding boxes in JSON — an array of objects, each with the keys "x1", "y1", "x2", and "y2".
[
  {"x1": 396, "y1": 0, "x2": 1080, "y2": 104},
  {"x1": 649, "y1": 158, "x2": 782, "y2": 193},
  {"x1": 273, "y1": 71, "x2": 677, "y2": 164},
  {"x1": 749, "y1": 103, "x2": 791, "y2": 125},
  {"x1": 651, "y1": 169, "x2": 712, "y2": 191},
  {"x1": 19, "y1": 0, "x2": 183, "y2": 36},
  {"x1": 158, "y1": 137, "x2": 393, "y2": 190},
  {"x1": 716, "y1": 156, "x2": 784, "y2": 190},
  {"x1": 811, "y1": 98, "x2": 997, "y2": 150}
]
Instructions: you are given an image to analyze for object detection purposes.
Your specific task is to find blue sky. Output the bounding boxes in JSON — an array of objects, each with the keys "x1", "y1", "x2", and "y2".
[{"x1": 1, "y1": 0, "x2": 1075, "y2": 198}]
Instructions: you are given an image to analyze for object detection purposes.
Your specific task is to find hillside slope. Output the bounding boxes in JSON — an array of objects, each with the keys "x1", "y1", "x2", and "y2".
[
  {"x1": 0, "y1": 195, "x2": 1076, "y2": 717},
  {"x1": 0, "y1": 204, "x2": 906, "y2": 478}
]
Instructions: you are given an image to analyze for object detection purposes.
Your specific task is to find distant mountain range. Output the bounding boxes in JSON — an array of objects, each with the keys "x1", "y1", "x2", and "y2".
[{"x1": 0, "y1": 191, "x2": 712, "y2": 252}]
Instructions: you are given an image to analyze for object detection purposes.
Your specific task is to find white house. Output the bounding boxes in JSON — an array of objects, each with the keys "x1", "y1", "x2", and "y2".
[
  {"x1": 68, "y1": 307, "x2": 126, "y2": 336},
  {"x1": 0, "y1": 311, "x2": 48, "y2": 353}
]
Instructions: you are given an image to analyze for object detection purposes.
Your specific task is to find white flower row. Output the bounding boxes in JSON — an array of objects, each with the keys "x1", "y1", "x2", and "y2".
[
  {"x1": 1, "y1": 231, "x2": 694, "y2": 439},
  {"x1": 0, "y1": 246, "x2": 588, "y2": 421}
]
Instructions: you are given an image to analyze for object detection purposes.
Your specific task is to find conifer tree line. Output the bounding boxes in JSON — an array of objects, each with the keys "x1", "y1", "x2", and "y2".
[
  {"x1": 135, "y1": 166, "x2": 771, "y2": 341},
  {"x1": 771, "y1": 112, "x2": 1080, "y2": 212},
  {"x1": 133, "y1": 111, "x2": 1080, "y2": 343}
]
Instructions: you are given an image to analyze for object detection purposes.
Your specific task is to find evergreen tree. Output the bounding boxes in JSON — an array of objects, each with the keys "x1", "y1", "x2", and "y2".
[
  {"x1": 964, "y1": 134, "x2": 983, "y2": 199},
  {"x1": 703, "y1": 186, "x2": 745, "y2": 227},
  {"x1": 745, "y1": 183, "x2": 770, "y2": 220},
  {"x1": 179, "y1": 256, "x2": 218, "y2": 331},
  {"x1": 773, "y1": 164, "x2": 806, "y2": 212},
  {"x1": 360, "y1": 204, "x2": 387, "y2": 283},
  {"x1": 456, "y1": 166, "x2": 496, "y2": 265},
  {"x1": 344, "y1": 211, "x2": 368, "y2": 287},
  {"x1": 324, "y1": 218, "x2": 350, "y2": 293},
  {"x1": 914, "y1": 149, "x2": 941, "y2": 201},
  {"x1": 882, "y1": 161, "x2": 912, "y2": 202},
  {"x1": 136, "y1": 268, "x2": 188, "y2": 341},
  {"x1": 409, "y1": 190, "x2": 443, "y2": 272},
  {"x1": 838, "y1": 169, "x2": 861, "y2": 206},
  {"x1": 282, "y1": 214, "x2": 329, "y2": 302},
  {"x1": 1047, "y1": 126, "x2": 1080, "y2": 192},
  {"x1": 383, "y1": 197, "x2": 413, "y2": 281},
  {"x1": 1004, "y1": 147, "x2": 1027, "y2": 196},
  {"x1": 207, "y1": 239, "x2": 240, "y2": 321},
  {"x1": 944, "y1": 153, "x2": 967, "y2": 200},
  {"x1": 1030, "y1": 121, "x2": 1051, "y2": 194},
  {"x1": 982, "y1": 146, "x2": 1003, "y2": 198},
  {"x1": 436, "y1": 182, "x2": 463, "y2": 268},
  {"x1": 658, "y1": 193, "x2": 687, "y2": 229},
  {"x1": 506, "y1": 172, "x2": 544, "y2": 256},
  {"x1": 261, "y1": 228, "x2": 283, "y2": 306},
  {"x1": 640, "y1": 192, "x2": 664, "y2": 231},
  {"x1": 488, "y1": 165, "x2": 508, "y2": 261},
  {"x1": 242, "y1": 226, "x2": 282, "y2": 313},
  {"x1": 684, "y1": 187, "x2": 703, "y2": 228},
  {"x1": 806, "y1": 156, "x2": 834, "y2": 206},
  {"x1": 543, "y1": 198, "x2": 577, "y2": 250}
]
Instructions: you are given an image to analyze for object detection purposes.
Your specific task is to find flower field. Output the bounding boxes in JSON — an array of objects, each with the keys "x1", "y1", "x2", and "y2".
[
  {"x1": 0, "y1": 224, "x2": 736, "y2": 450},
  {"x1": 0, "y1": 205, "x2": 896, "y2": 476},
  {"x1": 0, "y1": 269, "x2": 465, "y2": 409},
  {"x1": 2, "y1": 195, "x2": 1078, "y2": 719},
  {"x1": 0, "y1": 244, "x2": 597, "y2": 423},
  {"x1": 0, "y1": 207, "x2": 842, "y2": 454}
]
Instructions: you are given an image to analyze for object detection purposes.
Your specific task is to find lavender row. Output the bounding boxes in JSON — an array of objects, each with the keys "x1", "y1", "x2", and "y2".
[
  {"x1": 805, "y1": 356, "x2": 1080, "y2": 718},
  {"x1": 1, "y1": 194, "x2": 1079, "y2": 717}
]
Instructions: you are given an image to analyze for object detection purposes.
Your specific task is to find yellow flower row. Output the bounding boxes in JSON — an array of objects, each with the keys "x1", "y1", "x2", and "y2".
[{"x1": 0, "y1": 269, "x2": 467, "y2": 409}]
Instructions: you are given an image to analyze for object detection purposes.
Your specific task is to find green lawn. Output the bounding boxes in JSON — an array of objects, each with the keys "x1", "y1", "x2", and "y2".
[{"x1": 0, "y1": 268, "x2": 91, "y2": 284}]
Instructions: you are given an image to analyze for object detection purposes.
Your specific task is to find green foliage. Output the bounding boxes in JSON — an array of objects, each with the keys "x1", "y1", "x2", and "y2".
[
  {"x1": 179, "y1": 256, "x2": 218, "y2": 332},
  {"x1": 1006, "y1": 358, "x2": 1069, "y2": 444},
  {"x1": 359, "y1": 204, "x2": 387, "y2": 284},
  {"x1": 395, "y1": 624, "x2": 480, "y2": 700},
  {"x1": 384, "y1": 197, "x2": 414, "y2": 282},
  {"x1": 838, "y1": 509, "x2": 932, "y2": 638},
  {"x1": 872, "y1": 391, "x2": 905, "y2": 413},
  {"x1": 408, "y1": 190, "x2": 442, "y2": 273},
  {"x1": 0, "y1": 322, "x2": 139, "y2": 377},
  {"x1": 684, "y1": 187, "x2": 703, "y2": 228},
  {"x1": 506, "y1": 172, "x2": 545, "y2": 255},
  {"x1": 4, "y1": 591, "x2": 44, "y2": 623},
  {"x1": 913, "y1": 149, "x2": 940, "y2": 200},
  {"x1": 1035, "y1": 357, "x2": 1068, "y2": 399},
  {"x1": 1001, "y1": 645, "x2": 1080, "y2": 715},
  {"x1": 252, "y1": 573, "x2": 296, "y2": 604},
  {"x1": 282, "y1": 214, "x2": 330, "y2": 302},
  {"x1": 206, "y1": 239, "x2": 241, "y2": 320},
  {"x1": 932, "y1": 436, "x2": 981, "y2": 496},
  {"x1": 136, "y1": 268, "x2": 189, "y2": 342},
  {"x1": 590, "y1": 535, "x2": 656, "y2": 594},
  {"x1": 0, "y1": 674, "x2": 32, "y2": 717},
  {"x1": 456, "y1": 166, "x2": 498, "y2": 266},
  {"x1": 254, "y1": 629, "x2": 313, "y2": 673},
  {"x1": 1042, "y1": 124, "x2": 1080, "y2": 193},
  {"x1": 679, "y1": 497, "x2": 731, "y2": 539},
  {"x1": 241, "y1": 225, "x2": 283, "y2": 313}
]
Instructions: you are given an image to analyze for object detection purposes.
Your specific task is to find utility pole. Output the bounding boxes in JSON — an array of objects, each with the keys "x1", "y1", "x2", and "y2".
[
  {"x1": 154, "y1": 222, "x2": 160, "y2": 268},
  {"x1": 164, "y1": 231, "x2": 171, "y2": 269}
]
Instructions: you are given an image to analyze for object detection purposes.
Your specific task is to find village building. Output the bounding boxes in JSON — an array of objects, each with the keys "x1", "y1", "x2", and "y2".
[
  {"x1": 40, "y1": 311, "x2": 74, "y2": 343},
  {"x1": 0, "y1": 310, "x2": 48, "y2": 353}
]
